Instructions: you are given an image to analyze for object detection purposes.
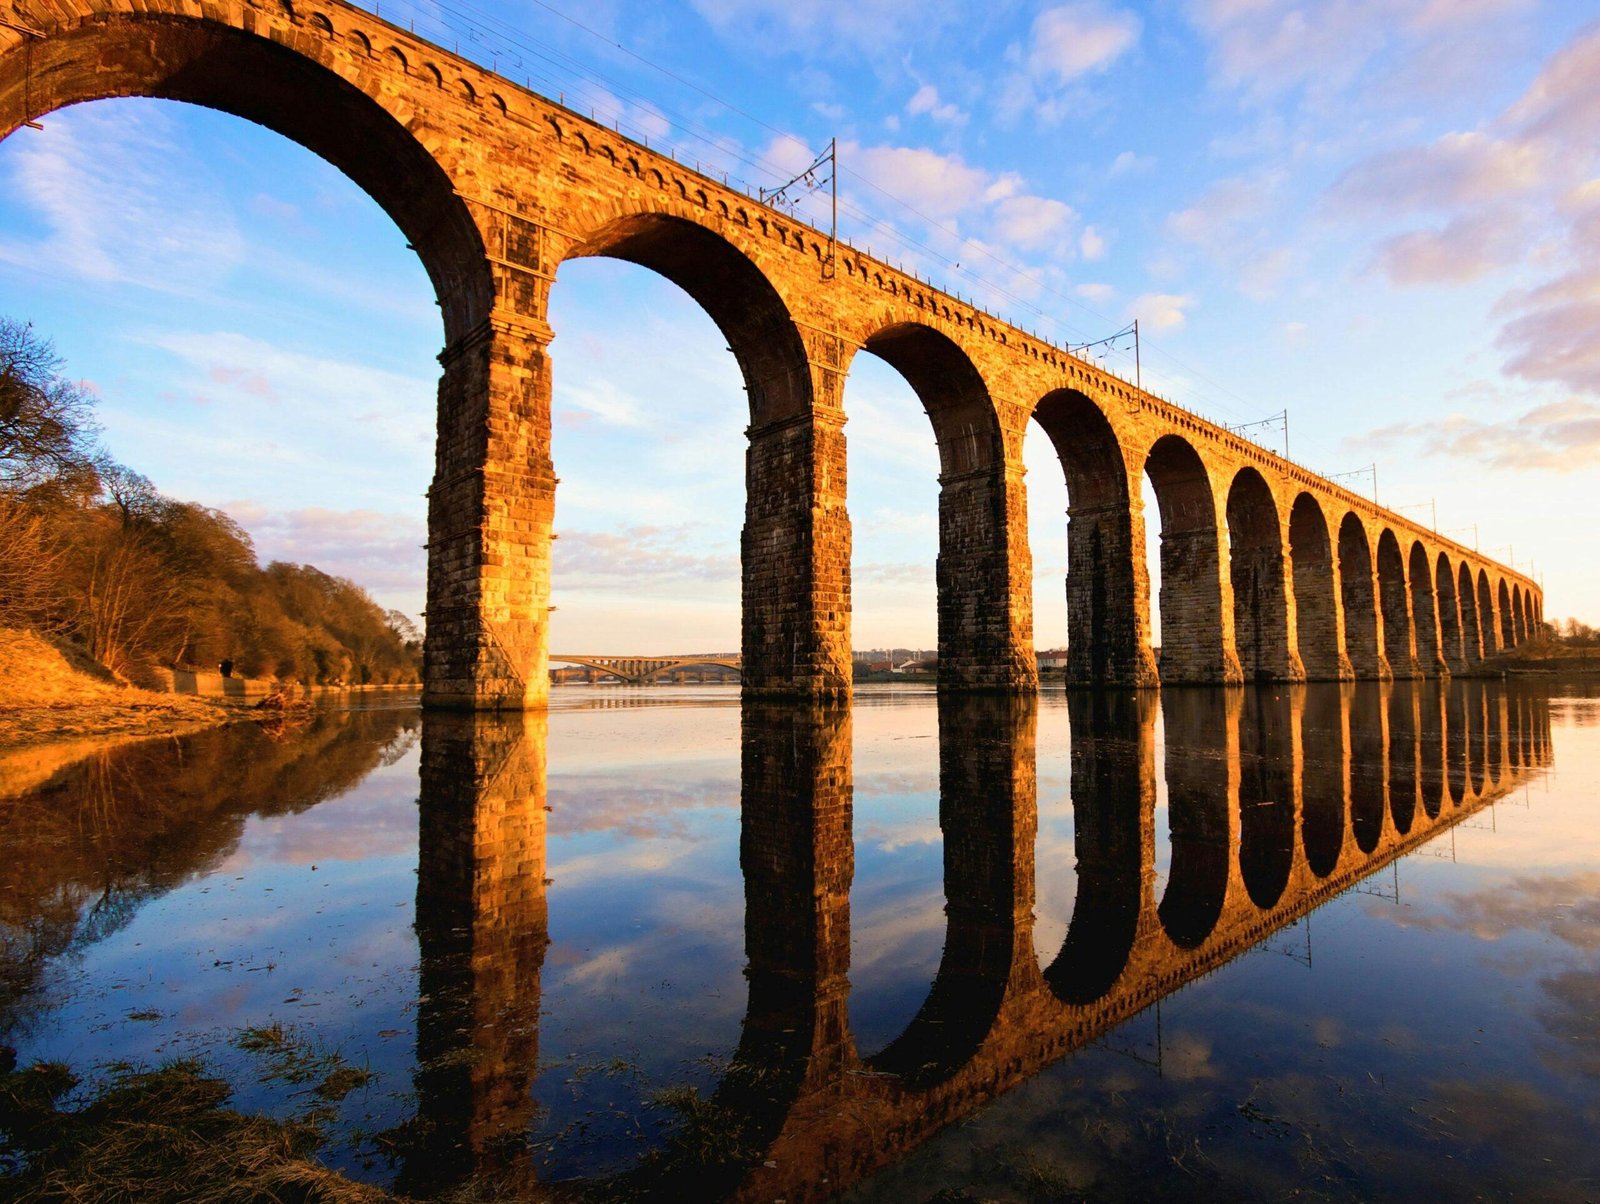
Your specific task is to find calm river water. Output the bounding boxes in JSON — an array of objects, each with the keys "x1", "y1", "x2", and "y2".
[{"x1": 1, "y1": 681, "x2": 1596, "y2": 1201}]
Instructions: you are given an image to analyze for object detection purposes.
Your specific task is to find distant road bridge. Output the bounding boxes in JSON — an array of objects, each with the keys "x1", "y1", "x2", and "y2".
[
  {"x1": 549, "y1": 654, "x2": 742, "y2": 685},
  {"x1": 1, "y1": 0, "x2": 1542, "y2": 708}
]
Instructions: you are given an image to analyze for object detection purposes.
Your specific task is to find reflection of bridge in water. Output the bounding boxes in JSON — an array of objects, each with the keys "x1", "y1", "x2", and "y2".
[
  {"x1": 547, "y1": 653, "x2": 742, "y2": 685},
  {"x1": 412, "y1": 680, "x2": 1552, "y2": 1199}
]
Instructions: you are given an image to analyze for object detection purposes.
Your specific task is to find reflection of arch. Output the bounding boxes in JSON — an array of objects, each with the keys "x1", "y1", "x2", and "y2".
[
  {"x1": 1465, "y1": 682, "x2": 1487, "y2": 795},
  {"x1": 1033, "y1": 391, "x2": 1154, "y2": 686},
  {"x1": 1386, "y1": 684, "x2": 1418, "y2": 835},
  {"x1": 1290, "y1": 494, "x2": 1346, "y2": 680},
  {"x1": 855, "y1": 324, "x2": 1031, "y2": 690},
  {"x1": 1145, "y1": 437, "x2": 1239, "y2": 683},
  {"x1": 1445, "y1": 682, "x2": 1468, "y2": 805},
  {"x1": 1497, "y1": 579, "x2": 1515, "y2": 648},
  {"x1": 1409, "y1": 542, "x2": 1444, "y2": 675},
  {"x1": 1045, "y1": 692, "x2": 1150, "y2": 1004},
  {"x1": 1458, "y1": 562, "x2": 1483, "y2": 666},
  {"x1": 1299, "y1": 685, "x2": 1346, "y2": 878},
  {"x1": 1377, "y1": 531, "x2": 1415, "y2": 678},
  {"x1": 868, "y1": 696, "x2": 1034, "y2": 1087},
  {"x1": 1238, "y1": 689, "x2": 1295, "y2": 908},
  {"x1": 1348, "y1": 684, "x2": 1385, "y2": 853},
  {"x1": 1158, "y1": 691, "x2": 1232, "y2": 947},
  {"x1": 1435, "y1": 553, "x2": 1466, "y2": 674},
  {"x1": 1418, "y1": 684, "x2": 1445, "y2": 819},
  {"x1": 1476, "y1": 570, "x2": 1497, "y2": 657},
  {"x1": 1339, "y1": 516, "x2": 1384, "y2": 679},
  {"x1": 1227, "y1": 469, "x2": 1294, "y2": 682}
]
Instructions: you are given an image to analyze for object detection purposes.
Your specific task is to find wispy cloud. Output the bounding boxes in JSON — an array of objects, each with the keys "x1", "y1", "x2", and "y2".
[{"x1": 1361, "y1": 397, "x2": 1600, "y2": 471}]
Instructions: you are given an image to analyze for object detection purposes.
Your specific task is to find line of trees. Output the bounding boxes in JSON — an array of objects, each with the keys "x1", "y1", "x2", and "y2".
[{"x1": 0, "y1": 318, "x2": 420, "y2": 687}]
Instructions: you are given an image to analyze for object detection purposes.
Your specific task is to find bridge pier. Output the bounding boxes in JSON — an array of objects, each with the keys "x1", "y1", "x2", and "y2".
[
  {"x1": 1065, "y1": 500, "x2": 1160, "y2": 688},
  {"x1": 742, "y1": 410, "x2": 854, "y2": 700},
  {"x1": 936, "y1": 465, "x2": 1038, "y2": 692},
  {"x1": 424, "y1": 319, "x2": 556, "y2": 710}
]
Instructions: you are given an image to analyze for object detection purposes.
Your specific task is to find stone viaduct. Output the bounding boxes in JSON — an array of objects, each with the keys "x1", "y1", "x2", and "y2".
[
  {"x1": 416, "y1": 681, "x2": 1552, "y2": 1196},
  {"x1": 0, "y1": 0, "x2": 1544, "y2": 707}
]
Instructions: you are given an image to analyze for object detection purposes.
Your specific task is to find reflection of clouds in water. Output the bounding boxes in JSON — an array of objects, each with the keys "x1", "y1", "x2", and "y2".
[
  {"x1": 546, "y1": 773, "x2": 736, "y2": 841},
  {"x1": 855, "y1": 816, "x2": 941, "y2": 852},
  {"x1": 1386, "y1": 871, "x2": 1600, "y2": 950}
]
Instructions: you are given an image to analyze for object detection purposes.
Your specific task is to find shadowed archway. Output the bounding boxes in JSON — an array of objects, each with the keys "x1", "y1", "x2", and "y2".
[
  {"x1": 1033, "y1": 390, "x2": 1154, "y2": 687},
  {"x1": 1145, "y1": 436, "x2": 1239, "y2": 684},
  {"x1": 854, "y1": 323, "x2": 1032, "y2": 691},
  {"x1": 1227, "y1": 468, "x2": 1294, "y2": 682},
  {"x1": 1339, "y1": 516, "x2": 1384, "y2": 680}
]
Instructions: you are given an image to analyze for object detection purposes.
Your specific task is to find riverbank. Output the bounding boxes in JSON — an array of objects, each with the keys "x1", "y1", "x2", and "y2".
[{"x1": 0, "y1": 627, "x2": 232, "y2": 758}]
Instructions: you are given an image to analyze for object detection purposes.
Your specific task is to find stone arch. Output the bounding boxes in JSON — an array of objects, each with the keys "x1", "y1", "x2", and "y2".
[
  {"x1": 563, "y1": 212, "x2": 811, "y2": 427},
  {"x1": 0, "y1": 3, "x2": 582, "y2": 711},
  {"x1": 1512, "y1": 584, "x2": 1527, "y2": 643},
  {"x1": 0, "y1": 6, "x2": 491, "y2": 340},
  {"x1": 1476, "y1": 569, "x2": 1497, "y2": 656},
  {"x1": 853, "y1": 321, "x2": 1031, "y2": 689},
  {"x1": 1497, "y1": 579, "x2": 1515, "y2": 648},
  {"x1": 1226, "y1": 468, "x2": 1294, "y2": 682},
  {"x1": 1409, "y1": 542, "x2": 1444, "y2": 675},
  {"x1": 1032, "y1": 390, "x2": 1152, "y2": 686},
  {"x1": 1457, "y1": 561, "x2": 1483, "y2": 666},
  {"x1": 1376, "y1": 530, "x2": 1415, "y2": 678},
  {"x1": 1435, "y1": 553, "x2": 1465, "y2": 673},
  {"x1": 1338, "y1": 516, "x2": 1384, "y2": 679},
  {"x1": 1144, "y1": 436, "x2": 1239, "y2": 683},
  {"x1": 558, "y1": 210, "x2": 846, "y2": 698},
  {"x1": 1289, "y1": 494, "x2": 1345, "y2": 680}
]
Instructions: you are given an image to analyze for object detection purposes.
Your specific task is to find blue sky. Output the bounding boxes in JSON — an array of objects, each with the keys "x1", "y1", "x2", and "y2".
[{"x1": 2, "y1": 0, "x2": 1597, "y2": 651}]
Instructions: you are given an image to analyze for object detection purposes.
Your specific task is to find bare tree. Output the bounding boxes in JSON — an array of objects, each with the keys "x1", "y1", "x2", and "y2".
[{"x1": 0, "y1": 319, "x2": 100, "y2": 491}]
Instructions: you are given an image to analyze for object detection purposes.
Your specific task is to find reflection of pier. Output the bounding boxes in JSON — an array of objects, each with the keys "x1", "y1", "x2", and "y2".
[
  {"x1": 412, "y1": 682, "x2": 1552, "y2": 1200},
  {"x1": 548, "y1": 654, "x2": 743, "y2": 685}
]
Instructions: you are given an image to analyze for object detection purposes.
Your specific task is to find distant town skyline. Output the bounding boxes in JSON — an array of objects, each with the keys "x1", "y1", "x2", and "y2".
[{"x1": 1, "y1": 1, "x2": 1595, "y2": 650}]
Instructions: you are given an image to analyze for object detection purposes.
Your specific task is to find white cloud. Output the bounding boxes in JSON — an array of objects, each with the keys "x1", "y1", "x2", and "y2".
[
  {"x1": 993, "y1": 195, "x2": 1076, "y2": 250},
  {"x1": 1329, "y1": 132, "x2": 1547, "y2": 215},
  {"x1": 1364, "y1": 396, "x2": 1600, "y2": 471},
  {"x1": 1109, "y1": 150, "x2": 1155, "y2": 176},
  {"x1": 1079, "y1": 225, "x2": 1107, "y2": 260},
  {"x1": 905, "y1": 84, "x2": 966, "y2": 125},
  {"x1": 1368, "y1": 209, "x2": 1530, "y2": 286},
  {"x1": 1076, "y1": 281, "x2": 1115, "y2": 302},
  {"x1": 0, "y1": 105, "x2": 243, "y2": 290},
  {"x1": 1027, "y1": 3, "x2": 1142, "y2": 83},
  {"x1": 1127, "y1": 292, "x2": 1196, "y2": 330}
]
